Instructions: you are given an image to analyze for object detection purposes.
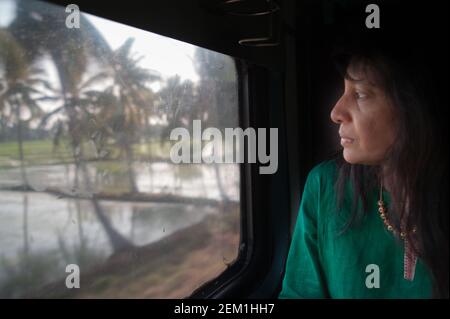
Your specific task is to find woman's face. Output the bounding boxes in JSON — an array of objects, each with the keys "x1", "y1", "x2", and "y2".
[{"x1": 330, "y1": 61, "x2": 397, "y2": 165}]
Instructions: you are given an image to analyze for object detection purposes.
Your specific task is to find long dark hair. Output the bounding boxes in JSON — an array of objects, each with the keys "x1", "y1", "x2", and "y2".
[{"x1": 331, "y1": 37, "x2": 449, "y2": 298}]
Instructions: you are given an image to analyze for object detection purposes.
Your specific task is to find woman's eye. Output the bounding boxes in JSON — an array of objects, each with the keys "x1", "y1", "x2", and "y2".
[{"x1": 355, "y1": 91, "x2": 368, "y2": 100}]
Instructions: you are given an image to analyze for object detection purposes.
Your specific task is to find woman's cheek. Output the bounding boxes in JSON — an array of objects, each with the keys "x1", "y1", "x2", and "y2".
[{"x1": 357, "y1": 117, "x2": 377, "y2": 152}]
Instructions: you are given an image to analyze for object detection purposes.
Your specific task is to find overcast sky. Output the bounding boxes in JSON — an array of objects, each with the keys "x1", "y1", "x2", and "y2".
[{"x1": 0, "y1": 0, "x2": 200, "y2": 87}]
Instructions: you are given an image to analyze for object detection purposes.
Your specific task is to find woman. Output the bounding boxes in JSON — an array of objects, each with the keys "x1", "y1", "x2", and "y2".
[{"x1": 279, "y1": 41, "x2": 448, "y2": 298}]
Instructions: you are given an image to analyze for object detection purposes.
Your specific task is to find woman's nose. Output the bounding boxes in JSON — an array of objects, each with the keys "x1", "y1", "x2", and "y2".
[{"x1": 330, "y1": 95, "x2": 350, "y2": 124}]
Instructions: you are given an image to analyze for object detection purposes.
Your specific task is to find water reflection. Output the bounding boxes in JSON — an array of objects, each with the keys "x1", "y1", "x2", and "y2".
[
  {"x1": 0, "y1": 189, "x2": 223, "y2": 295},
  {"x1": 0, "y1": 142, "x2": 241, "y2": 295},
  {"x1": 0, "y1": 162, "x2": 239, "y2": 200}
]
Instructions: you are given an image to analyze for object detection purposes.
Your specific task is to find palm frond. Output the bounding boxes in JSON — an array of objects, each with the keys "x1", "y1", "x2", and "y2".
[
  {"x1": 38, "y1": 105, "x2": 65, "y2": 128},
  {"x1": 79, "y1": 71, "x2": 111, "y2": 91}
]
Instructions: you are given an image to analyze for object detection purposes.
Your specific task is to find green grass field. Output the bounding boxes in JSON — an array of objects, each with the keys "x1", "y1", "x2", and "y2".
[
  {"x1": 0, "y1": 139, "x2": 175, "y2": 169},
  {"x1": 0, "y1": 139, "x2": 73, "y2": 168}
]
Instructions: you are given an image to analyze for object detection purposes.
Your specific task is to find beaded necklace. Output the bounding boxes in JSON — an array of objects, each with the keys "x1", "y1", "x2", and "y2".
[{"x1": 377, "y1": 182, "x2": 417, "y2": 281}]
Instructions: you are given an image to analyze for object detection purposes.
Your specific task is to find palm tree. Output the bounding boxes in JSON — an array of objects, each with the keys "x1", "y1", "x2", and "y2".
[
  {"x1": 0, "y1": 30, "x2": 48, "y2": 187},
  {"x1": 38, "y1": 68, "x2": 134, "y2": 254},
  {"x1": 6, "y1": 0, "x2": 134, "y2": 253},
  {"x1": 83, "y1": 38, "x2": 161, "y2": 194},
  {"x1": 0, "y1": 30, "x2": 50, "y2": 257},
  {"x1": 158, "y1": 75, "x2": 198, "y2": 142},
  {"x1": 157, "y1": 75, "x2": 202, "y2": 192},
  {"x1": 108, "y1": 38, "x2": 160, "y2": 193}
]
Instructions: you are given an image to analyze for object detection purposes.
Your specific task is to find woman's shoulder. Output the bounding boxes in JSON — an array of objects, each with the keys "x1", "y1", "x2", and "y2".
[
  {"x1": 302, "y1": 159, "x2": 339, "y2": 196},
  {"x1": 307, "y1": 159, "x2": 339, "y2": 183}
]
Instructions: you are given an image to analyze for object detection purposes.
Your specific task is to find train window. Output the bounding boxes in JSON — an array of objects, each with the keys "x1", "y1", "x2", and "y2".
[{"x1": 0, "y1": 0, "x2": 240, "y2": 298}]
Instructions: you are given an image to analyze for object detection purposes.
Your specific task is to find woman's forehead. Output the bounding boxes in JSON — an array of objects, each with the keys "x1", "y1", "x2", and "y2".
[{"x1": 346, "y1": 60, "x2": 383, "y2": 88}]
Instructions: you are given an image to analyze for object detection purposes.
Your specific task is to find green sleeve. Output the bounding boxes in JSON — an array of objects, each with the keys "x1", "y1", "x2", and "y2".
[{"x1": 278, "y1": 165, "x2": 329, "y2": 298}]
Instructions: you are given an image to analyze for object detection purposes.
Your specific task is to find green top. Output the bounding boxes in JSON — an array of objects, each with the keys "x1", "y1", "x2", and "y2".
[{"x1": 279, "y1": 160, "x2": 432, "y2": 299}]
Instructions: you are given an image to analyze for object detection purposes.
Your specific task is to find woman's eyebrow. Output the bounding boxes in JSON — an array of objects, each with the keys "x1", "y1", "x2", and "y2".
[
  {"x1": 346, "y1": 77, "x2": 378, "y2": 89},
  {"x1": 345, "y1": 76, "x2": 368, "y2": 83}
]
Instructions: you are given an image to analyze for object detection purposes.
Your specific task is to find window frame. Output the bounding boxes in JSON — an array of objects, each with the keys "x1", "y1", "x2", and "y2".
[{"x1": 40, "y1": 0, "x2": 293, "y2": 299}]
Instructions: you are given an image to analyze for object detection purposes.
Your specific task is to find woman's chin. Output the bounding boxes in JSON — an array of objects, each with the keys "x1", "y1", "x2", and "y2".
[
  {"x1": 343, "y1": 150, "x2": 382, "y2": 166},
  {"x1": 342, "y1": 150, "x2": 363, "y2": 165}
]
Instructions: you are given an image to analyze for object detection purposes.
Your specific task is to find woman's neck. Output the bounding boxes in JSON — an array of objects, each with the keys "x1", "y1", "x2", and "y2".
[
  {"x1": 380, "y1": 165, "x2": 395, "y2": 194},
  {"x1": 380, "y1": 164, "x2": 410, "y2": 220}
]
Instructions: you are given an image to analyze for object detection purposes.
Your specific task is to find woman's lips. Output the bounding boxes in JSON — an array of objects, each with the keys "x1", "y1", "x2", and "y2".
[{"x1": 340, "y1": 137, "x2": 355, "y2": 146}]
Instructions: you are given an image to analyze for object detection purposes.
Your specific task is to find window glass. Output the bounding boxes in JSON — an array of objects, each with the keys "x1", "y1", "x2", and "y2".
[{"x1": 0, "y1": 0, "x2": 240, "y2": 298}]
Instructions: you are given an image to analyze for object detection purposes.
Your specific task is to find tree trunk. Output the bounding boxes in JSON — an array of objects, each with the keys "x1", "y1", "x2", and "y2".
[
  {"x1": 13, "y1": 96, "x2": 30, "y2": 257},
  {"x1": 14, "y1": 97, "x2": 28, "y2": 187},
  {"x1": 79, "y1": 159, "x2": 134, "y2": 253},
  {"x1": 73, "y1": 164, "x2": 85, "y2": 248},
  {"x1": 22, "y1": 194, "x2": 29, "y2": 257},
  {"x1": 124, "y1": 141, "x2": 138, "y2": 193},
  {"x1": 66, "y1": 100, "x2": 133, "y2": 253}
]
